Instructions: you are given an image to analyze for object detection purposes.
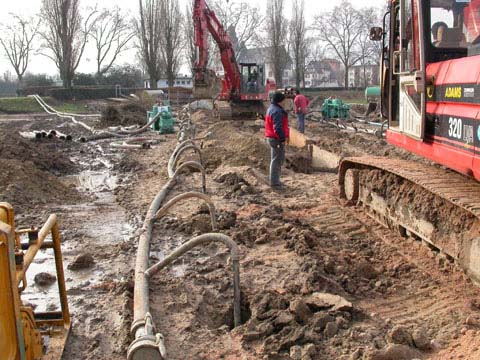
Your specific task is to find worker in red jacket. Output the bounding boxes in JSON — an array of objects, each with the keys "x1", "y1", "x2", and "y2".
[
  {"x1": 265, "y1": 92, "x2": 289, "y2": 189},
  {"x1": 294, "y1": 89, "x2": 310, "y2": 134}
]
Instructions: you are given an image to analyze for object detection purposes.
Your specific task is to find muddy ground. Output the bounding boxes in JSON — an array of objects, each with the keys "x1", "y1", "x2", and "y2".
[{"x1": 2, "y1": 103, "x2": 480, "y2": 360}]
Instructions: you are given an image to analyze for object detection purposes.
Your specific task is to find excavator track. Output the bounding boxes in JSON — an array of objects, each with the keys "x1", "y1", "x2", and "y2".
[
  {"x1": 339, "y1": 156, "x2": 480, "y2": 281},
  {"x1": 214, "y1": 100, "x2": 267, "y2": 120}
]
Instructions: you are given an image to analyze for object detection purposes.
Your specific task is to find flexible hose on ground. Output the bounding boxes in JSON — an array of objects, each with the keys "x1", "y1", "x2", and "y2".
[
  {"x1": 144, "y1": 233, "x2": 241, "y2": 327},
  {"x1": 153, "y1": 191, "x2": 217, "y2": 231},
  {"x1": 130, "y1": 106, "x2": 242, "y2": 360},
  {"x1": 32, "y1": 95, "x2": 95, "y2": 133},
  {"x1": 168, "y1": 144, "x2": 203, "y2": 178},
  {"x1": 33, "y1": 94, "x2": 163, "y2": 141}
]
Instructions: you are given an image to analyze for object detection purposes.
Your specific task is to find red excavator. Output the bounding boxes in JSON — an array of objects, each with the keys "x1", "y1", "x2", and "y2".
[
  {"x1": 193, "y1": 0, "x2": 277, "y2": 119},
  {"x1": 339, "y1": 0, "x2": 480, "y2": 280}
]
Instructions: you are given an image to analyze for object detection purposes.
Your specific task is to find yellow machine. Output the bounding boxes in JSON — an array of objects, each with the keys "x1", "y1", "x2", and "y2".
[{"x1": 0, "y1": 202, "x2": 70, "y2": 360}]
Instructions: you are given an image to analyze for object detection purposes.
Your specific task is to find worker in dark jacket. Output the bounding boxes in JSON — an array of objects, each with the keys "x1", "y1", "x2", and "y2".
[{"x1": 265, "y1": 92, "x2": 289, "y2": 189}]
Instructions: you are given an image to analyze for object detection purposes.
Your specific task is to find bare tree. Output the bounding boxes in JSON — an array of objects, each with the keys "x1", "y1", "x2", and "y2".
[
  {"x1": 313, "y1": 0, "x2": 363, "y2": 88},
  {"x1": 265, "y1": 0, "x2": 288, "y2": 87},
  {"x1": 40, "y1": 0, "x2": 97, "y2": 89},
  {"x1": 91, "y1": 7, "x2": 135, "y2": 77},
  {"x1": 159, "y1": 0, "x2": 184, "y2": 87},
  {"x1": 289, "y1": 0, "x2": 307, "y2": 89},
  {"x1": 210, "y1": 1, "x2": 263, "y2": 59},
  {"x1": 136, "y1": 0, "x2": 163, "y2": 89},
  {"x1": 184, "y1": 2, "x2": 196, "y2": 74},
  {"x1": 356, "y1": 7, "x2": 382, "y2": 87},
  {"x1": 0, "y1": 14, "x2": 40, "y2": 83}
]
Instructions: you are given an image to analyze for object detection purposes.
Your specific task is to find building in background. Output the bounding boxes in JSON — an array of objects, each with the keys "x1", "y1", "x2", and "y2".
[
  {"x1": 304, "y1": 59, "x2": 344, "y2": 88},
  {"x1": 347, "y1": 65, "x2": 380, "y2": 88},
  {"x1": 144, "y1": 74, "x2": 193, "y2": 89}
]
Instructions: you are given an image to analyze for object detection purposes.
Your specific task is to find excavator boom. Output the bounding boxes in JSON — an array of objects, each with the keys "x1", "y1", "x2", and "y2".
[
  {"x1": 193, "y1": 0, "x2": 241, "y2": 100},
  {"x1": 192, "y1": 0, "x2": 276, "y2": 119}
]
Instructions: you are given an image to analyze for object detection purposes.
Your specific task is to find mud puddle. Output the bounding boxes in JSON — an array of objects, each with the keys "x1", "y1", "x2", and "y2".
[{"x1": 23, "y1": 157, "x2": 133, "y2": 319}]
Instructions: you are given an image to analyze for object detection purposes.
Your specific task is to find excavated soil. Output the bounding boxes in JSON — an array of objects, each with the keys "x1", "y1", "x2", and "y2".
[
  {"x1": 301, "y1": 122, "x2": 422, "y2": 162},
  {"x1": 3, "y1": 102, "x2": 480, "y2": 360},
  {"x1": 0, "y1": 127, "x2": 80, "y2": 214},
  {"x1": 117, "y1": 113, "x2": 480, "y2": 360}
]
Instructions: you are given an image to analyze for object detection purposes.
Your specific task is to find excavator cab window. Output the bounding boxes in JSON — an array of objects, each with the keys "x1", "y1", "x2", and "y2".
[
  {"x1": 427, "y1": 0, "x2": 479, "y2": 60},
  {"x1": 239, "y1": 63, "x2": 265, "y2": 95}
]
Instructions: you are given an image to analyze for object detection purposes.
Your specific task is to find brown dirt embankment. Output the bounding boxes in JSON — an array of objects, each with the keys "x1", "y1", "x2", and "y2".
[{"x1": 0, "y1": 123, "x2": 80, "y2": 213}]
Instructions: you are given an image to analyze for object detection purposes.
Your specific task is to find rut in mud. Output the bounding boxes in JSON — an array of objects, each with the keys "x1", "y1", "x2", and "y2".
[{"x1": 3, "y1": 107, "x2": 480, "y2": 360}]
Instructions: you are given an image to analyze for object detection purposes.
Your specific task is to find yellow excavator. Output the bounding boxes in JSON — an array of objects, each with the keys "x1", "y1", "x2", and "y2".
[{"x1": 0, "y1": 202, "x2": 70, "y2": 360}]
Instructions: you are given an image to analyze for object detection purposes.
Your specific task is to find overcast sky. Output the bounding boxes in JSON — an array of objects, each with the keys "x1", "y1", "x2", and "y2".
[{"x1": 0, "y1": 0, "x2": 386, "y2": 78}]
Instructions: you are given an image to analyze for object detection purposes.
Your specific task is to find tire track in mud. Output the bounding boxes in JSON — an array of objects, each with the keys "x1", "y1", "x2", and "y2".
[{"x1": 284, "y1": 172, "x2": 480, "y2": 358}]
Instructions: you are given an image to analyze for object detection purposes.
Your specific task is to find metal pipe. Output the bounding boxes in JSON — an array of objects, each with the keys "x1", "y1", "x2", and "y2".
[
  {"x1": 16, "y1": 214, "x2": 57, "y2": 285},
  {"x1": 168, "y1": 145, "x2": 203, "y2": 178},
  {"x1": 52, "y1": 221, "x2": 70, "y2": 326},
  {"x1": 153, "y1": 191, "x2": 217, "y2": 231},
  {"x1": 110, "y1": 142, "x2": 150, "y2": 150},
  {"x1": 177, "y1": 125, "x2": 196, "y2": 141},
  {"x1": 144, "y1": 233, "x2": 241, "y2": 327}
]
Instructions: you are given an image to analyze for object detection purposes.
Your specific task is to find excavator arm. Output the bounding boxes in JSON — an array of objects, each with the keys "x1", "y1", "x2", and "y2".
[{"x1": 193, "y1": 0, "x2": 242, "y2": 100}]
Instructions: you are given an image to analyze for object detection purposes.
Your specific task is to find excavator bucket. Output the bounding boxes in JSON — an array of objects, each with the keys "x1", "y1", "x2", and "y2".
[
  {"x1": 193, "y1": 69, "x2": 222, "y2": 99},
  {"x1": 0, "y1": 202, "x2": 70, "y2": 360}
]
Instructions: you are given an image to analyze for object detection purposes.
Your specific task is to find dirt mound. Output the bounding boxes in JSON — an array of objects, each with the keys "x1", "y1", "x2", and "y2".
[
  {"x1": 349, "y1": 103, "x2": 367, "y2": 115},
  {"x1": 0, "y1": 131, "x2": 75, "y2": 174},
  {"x1": 100, "y1": 101, "x2": 148, "y2": 128},
  {"x1": 239, "y1": 289, "x2": 355, "y2": 357},
  {"x1": 191, "y1": 109, "x2": 210, "y2": 123},
  {"x1": 308, "y1": 126, "x2": 423, "y2": 162},
  {"x1": 0, "y1": 158, "x2": 80, "y2": 213},
  {"x1": 202, "y1": 124, "x2": 270, "y2": 171}
]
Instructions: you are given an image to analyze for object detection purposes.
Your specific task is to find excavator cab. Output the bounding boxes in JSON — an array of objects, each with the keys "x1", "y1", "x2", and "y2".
[
  {"x1": 373, "y1": 0, "x2": 480, "y2": 179},
  {"x1": 240, "y1": 63, "x2": 265, "y2": 95}
]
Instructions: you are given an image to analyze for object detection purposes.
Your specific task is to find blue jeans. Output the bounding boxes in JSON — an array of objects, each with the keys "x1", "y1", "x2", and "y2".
[
  {"x1": 266, "y1": 138, "x2": 285, "y2": 186},
  {"x1": 297, "y1": 113, "x2": 305, "y2": 134}
]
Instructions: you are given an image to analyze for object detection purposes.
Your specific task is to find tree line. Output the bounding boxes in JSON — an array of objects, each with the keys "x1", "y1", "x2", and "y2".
[{"x1": 0, "y1": 0, "x2": 382, "y2": 90}]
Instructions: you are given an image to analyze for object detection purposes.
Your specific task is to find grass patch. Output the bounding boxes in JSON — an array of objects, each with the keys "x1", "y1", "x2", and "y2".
[
  {"x1": 346, "y1": 99, "x2": 368, "y2": 105},
  {"x1": 50, "y1": 100, "x2": 91, "y2": 114},
  {"x1": 0, "y1": 97, "x2": 92, "y2": 114},
  {"x1": 0, "y1": 97, "x2": 43, "y2": 114}
]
